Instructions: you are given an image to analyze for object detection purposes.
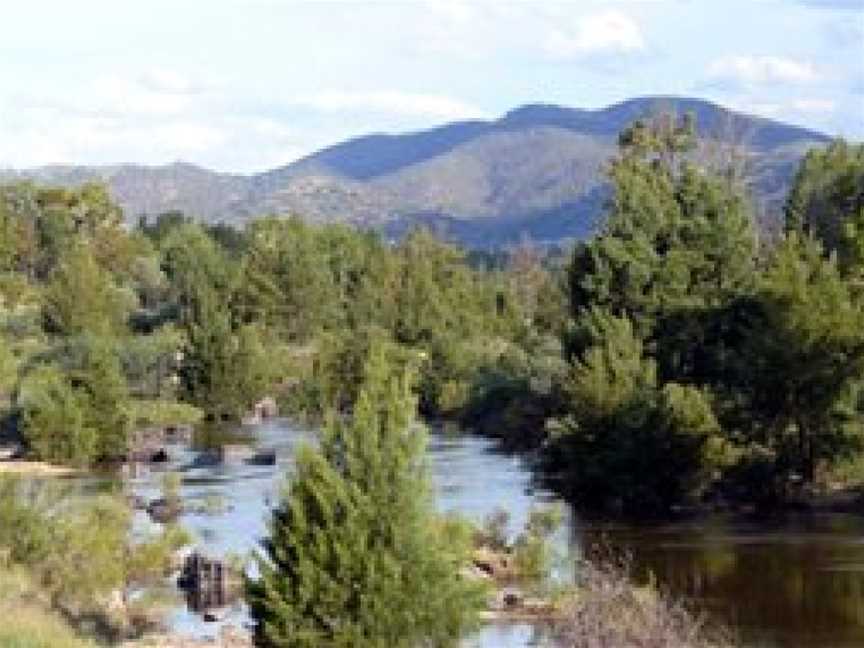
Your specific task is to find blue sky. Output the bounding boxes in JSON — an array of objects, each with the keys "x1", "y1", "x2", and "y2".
[{"x1": 1, "y1": 0, "x2": 861, "y2": 172}]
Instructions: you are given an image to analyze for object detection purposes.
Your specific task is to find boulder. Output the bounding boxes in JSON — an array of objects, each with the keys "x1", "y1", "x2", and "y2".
[
  {"x1": 247, "y1": 448, "x2": 277, "y2": 466},
  {"x1": 219, "y1": 444, "x2": 255, "y2": 464},
  {"x1": 147, "y1": 497, "x2": 182, "y2": 523},
  {"x1": 150, "y1": 448, "x2": 170, "y2": 463}
]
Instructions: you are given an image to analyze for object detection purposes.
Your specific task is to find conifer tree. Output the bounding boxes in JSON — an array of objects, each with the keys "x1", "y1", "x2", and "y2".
[{"x1": 247, "y1": 344, "x2": 483, "y2": 647}]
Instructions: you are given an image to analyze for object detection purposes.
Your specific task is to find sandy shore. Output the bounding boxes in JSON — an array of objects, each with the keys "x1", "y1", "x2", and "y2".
[
  {"x1": 121, "y1": 628, "x2": 251, "y2": 647},
  {"x1": 0, "y1": 461, "x2": 80, "y2": 477}
]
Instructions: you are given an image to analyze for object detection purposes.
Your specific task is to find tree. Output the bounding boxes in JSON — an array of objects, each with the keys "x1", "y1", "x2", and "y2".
[
  {"x1": 18, "y1": 338, "x2": 131, "y2": 465},
  {"x1": 548, "y1": 311, "x2": 732, "y2": 514},
  {"x1": 785, "y1": 140, "x2": 864, "y2": 273},
  {"x1": 72, "y1": 337, "x2": 132, "y2": 460},
  {"x1": 19, "y1": 366, "x2": 97, "y2": 468},
  {"x1": 43, "y1": 243, "x2": 130, "y2": 338},
  {"x1": 239, "y1": 217, "x2": 339, "y2": 341},
  {"x1": 247, "y1": 344, "x2": 483, "y2": 647},
  {"x1": 568, "y1": 112, "x2": 757, "y2": 376},
  {"x1": 735, "y1": 233, "x2": 864, "y2": 484},
  {"x1": 162, "y1": 224, "x2": 269, "y2": 419}
]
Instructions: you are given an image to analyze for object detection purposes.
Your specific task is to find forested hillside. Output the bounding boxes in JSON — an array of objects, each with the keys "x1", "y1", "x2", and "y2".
[{"x1": 2, "y1": 97, "x2": 829, "y2": 246}]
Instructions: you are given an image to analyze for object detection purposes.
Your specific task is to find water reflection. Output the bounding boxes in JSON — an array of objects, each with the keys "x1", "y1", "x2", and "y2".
[{"x1": 579, "y1": 514, "x2": 864, "y2": 648}]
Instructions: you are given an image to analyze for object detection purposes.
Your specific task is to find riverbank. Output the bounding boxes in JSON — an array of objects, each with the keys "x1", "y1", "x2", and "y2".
[
  {"x1": 0, "y1": 459, "x2": 80, "y2": 476},
  {"x1": 121, "y1": 628, "x2": 251, "y2": 648}
]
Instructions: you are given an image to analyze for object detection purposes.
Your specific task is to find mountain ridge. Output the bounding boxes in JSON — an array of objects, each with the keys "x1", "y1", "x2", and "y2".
[{"x1": 1, "y1": 96, "x2": 833, "y2": 246}]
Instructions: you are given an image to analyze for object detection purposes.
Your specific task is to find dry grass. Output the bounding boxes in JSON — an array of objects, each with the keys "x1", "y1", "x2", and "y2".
[
  {"x1": 0, "y1": 568, "x2": 94, "y2": 648},
  {"x1": 549, "y1": 549, "x2": 734, "y2": 648},
  {"x1": 0, "y1": 461, "x2": 79, "y2": 477}
]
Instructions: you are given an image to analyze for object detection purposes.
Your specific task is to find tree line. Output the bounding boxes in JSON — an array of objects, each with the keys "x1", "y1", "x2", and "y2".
[{"x1": 0, "y1": 114, "x2": 861, "y2": 514}]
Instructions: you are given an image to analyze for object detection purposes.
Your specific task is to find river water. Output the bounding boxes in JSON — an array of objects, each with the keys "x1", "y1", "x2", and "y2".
[{"x1": 125, "y1": 418, "x2": 864, "y2": 647}]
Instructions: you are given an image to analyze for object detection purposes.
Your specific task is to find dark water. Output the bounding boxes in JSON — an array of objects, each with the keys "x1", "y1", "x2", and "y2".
[
  {"x1": 124, "y1": 419, "x2": 864, "y2": 647},
  {"x1": 580, "y1": 515, "x2": 864, "y2": 648}
]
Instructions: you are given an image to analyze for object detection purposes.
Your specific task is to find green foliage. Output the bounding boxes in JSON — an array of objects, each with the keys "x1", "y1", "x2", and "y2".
[
  {"x1": 127, "y1": 399, "x2": 203, "y2": 427},
  {"x1": 0, "y1": 476, "x2": 191, "y2": 632},
  {"x1": 569, "y1": 113, "x2": 756, "y2": 359},
  {"x1": 549, "y1": 311, "x2": 731, "y2": 513},
  {"x1": 19, "y1": 338, "x2": 131, "y2": 465},
  {"x1": 732, "y1": 233, "x2": 864, "y2": 486},
  {"x1": 19, "y1": 366, "x2": 97, "y2": 467},
  {"x1": 512, "y1": 505, "x2": 565, "y2": 584},
  {"x1": 240, "y1": 217, "x2": 341, "y2": 341},
  {"x1": 556, "y1": 120, "x2": 864, "y2": 513},
  {"x1": 43, "y1": 243, "x2": 131, "y2": 337},
  {"x1": 247, "y1": 344, "x2": 484, "y2": 647},
  {"x1": 785, "y1": 140, "x2": 864, "y2": 274},
  {"x1": 162, "y1": 224, "x2": 272, "y2": 419}
]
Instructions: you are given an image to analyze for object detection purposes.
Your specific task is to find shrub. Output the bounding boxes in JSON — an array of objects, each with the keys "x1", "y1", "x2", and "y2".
[{"x1": 550, "y1": 549, "x2": 733, "y2": 648}]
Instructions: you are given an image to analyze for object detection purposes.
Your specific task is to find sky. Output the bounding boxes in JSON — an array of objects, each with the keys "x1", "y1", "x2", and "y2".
[{"x1": 1, "y1": 0, "x2": 861, "y2": 173}]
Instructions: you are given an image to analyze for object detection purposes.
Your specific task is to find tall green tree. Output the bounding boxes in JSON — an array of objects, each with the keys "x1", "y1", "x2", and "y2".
[
  {"x1": 247, "y1": 344, "x2": 483, "y2": 647},
  {"x1": 735, "y1": 233, "x2": 864, "y2": 484},
  {"x1": 785, "y1": 139, "x2": 864, "y2": 274},
  {"x1": 548, "y1": 311, "x2": 732, "y2": 514},
  {"x1": 568, "y1": 112, "x2": 757, "y2": 381},
  {"x1": 162, "y1": 224, "x2": 269, "y2": 419}
]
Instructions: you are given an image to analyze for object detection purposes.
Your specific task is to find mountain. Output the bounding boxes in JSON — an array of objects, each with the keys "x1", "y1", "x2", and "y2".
[{"x1": 2, "y1": 96, "x2": 832, "y2": 246}]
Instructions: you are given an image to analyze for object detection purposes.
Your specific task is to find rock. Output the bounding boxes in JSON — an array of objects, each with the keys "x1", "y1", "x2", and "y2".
[
  {"x1": 472, "y1": 547, "x2": 517, "y2": 581},
  {"x1": 151, "y1": 448, "x2": 170, "y2": 463},
  {"x1": 257, "y1": 397, "x2": 279, "y2": 419},
  {"x1": 128, "y1": 495, "x2": 149, "y2": 510},
  {"x1": 246, "y1": 448, "x2": 277, "y2": 466},
  {"x1": 502, "y1": 588, "x2": 523, "y2": 608},
  {"x1": 0, "y1": 444, "x2": 23, "y2": 461},
  {"x1": 147, "y1": 497, "x2": 182, "y2": 523},
  {"x1": 240, "y1": 411, "x2": 261, "y2": 426},
  {"x1": 241, "y1": 397, "x2": 279, "y2": 425},
  {"x1": 218, "y1": 444, "x2": 254, "y2": 464},
  {"x1": 193, "y1": 450, "x2": 221, "y2": 467},
  {"x1": 164, "y1": 424, "x2": 194, "y2": 444},
  {"x1": 180, "y1": 552, "x2": 243, "y2": 613}
]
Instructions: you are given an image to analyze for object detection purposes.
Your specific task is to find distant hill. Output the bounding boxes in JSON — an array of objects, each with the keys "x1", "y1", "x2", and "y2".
[{"x1": 1, "y1": 96, "x2": 831, "y2": 246}]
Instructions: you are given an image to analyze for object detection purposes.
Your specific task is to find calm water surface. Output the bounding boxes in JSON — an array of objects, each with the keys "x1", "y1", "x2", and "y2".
[{"x1": 124, "y1": 419, "x2": 864, "y2": 647}]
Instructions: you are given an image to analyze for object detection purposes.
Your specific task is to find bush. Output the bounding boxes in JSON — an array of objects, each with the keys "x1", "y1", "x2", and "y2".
[{"x1": 550, "y1": 549, "x2": 733, "y2": 648}]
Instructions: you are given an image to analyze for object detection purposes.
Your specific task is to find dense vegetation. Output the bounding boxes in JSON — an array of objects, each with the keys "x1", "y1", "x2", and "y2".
[{"x1": 0, "y1": 113, "x2": 861, "y2": 645}]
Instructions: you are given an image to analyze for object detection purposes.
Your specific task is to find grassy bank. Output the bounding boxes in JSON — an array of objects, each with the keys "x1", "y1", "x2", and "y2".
[{"x1": 0, "y1": 567, "x2": 94, "y2": 648}]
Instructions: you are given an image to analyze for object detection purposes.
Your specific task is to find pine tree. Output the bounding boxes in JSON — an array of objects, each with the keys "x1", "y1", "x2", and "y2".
[
  {"x1": 568, "y1": 112, "x2": 757, "y2": 379},
  {"x1": 247, "y1": 344, "x2": 483, "y2": 647},
  {"x1": 738, "y1": 233, "x2": 864, "y2": 483}
]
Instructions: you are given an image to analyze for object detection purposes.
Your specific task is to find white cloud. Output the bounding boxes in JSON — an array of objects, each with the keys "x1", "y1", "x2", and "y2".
[
  {"x1": 543, "y1": 10, "x2": 645, "y2": 59},
  {"x1": 2, "y1": 69, "x2": 297, "y2": 171},
  {"x1": 741, "y1": 98, "x2": 836, "y2": 117},
  {"x1": 22, "y1": 69, "x2": 209, "y2": 119},
  {"x1": 2, "y1": 67, "x2": 488, "y2": 171},
  {"x1": 423, "y1": 0, "x2": 476, "y2": 28},
  {"x1": 708, "y1": 55, "x2": 820, "y2": 85},
  {"x1": 790, "y1": 98, "x2": 836, "y2": 113},
  {"x1": 294, "y1": 91, "x2": 489, "y2": 120}
]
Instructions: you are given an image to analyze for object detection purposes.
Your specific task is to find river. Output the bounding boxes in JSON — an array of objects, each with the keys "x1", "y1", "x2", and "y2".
[{"x1": 124, "y1": 418, "x2": 864, "y2": 647}]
